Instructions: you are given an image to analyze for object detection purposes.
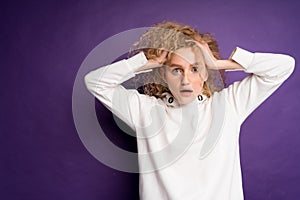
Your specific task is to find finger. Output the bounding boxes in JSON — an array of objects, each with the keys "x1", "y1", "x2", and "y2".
[
  {"x1": 185, "y1": 39, "x2": 206, "y2": 47},
  {"x1": 157, "y1": 50, "x2": 168, "y2": 63},
  {"x1": 160, "y1": 50, "x2": 168, "y2": 58},
  {"x1": 188, "y1": 40, "x2": 214, "y2": 59}
]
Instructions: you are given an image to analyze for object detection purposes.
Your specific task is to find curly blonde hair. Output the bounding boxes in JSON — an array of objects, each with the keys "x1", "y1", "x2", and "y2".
[{"x1": 130, "y1": 20, "x2": 225, "y2": 99}]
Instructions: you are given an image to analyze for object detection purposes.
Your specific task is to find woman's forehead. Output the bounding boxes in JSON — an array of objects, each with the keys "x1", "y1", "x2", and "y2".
[{"x1": 170, "y1": 47, "x2": 203, "y2": 66}]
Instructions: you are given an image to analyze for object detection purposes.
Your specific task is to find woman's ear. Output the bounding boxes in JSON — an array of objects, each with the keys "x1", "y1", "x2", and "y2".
[
  {"x1": 200, "y1": 68, "x2": 208, "y2": 82},
  {"x1": 203, "y1": 70, "x2": 208, "y2": 82}
]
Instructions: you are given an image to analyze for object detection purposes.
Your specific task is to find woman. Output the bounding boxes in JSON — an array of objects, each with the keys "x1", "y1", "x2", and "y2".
[{"x1": 84, "y1": 21, "x2": 295, "y2": 200}]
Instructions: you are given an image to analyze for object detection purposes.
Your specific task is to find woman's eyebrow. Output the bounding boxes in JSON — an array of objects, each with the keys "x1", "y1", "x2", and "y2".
[
  {"x1": 169, "y1": 63, "x2": 200, "y2": 68},
  {"x1": 169, "y1": 64, "x2": 183, "y2": 68},
  {"x1": 192, "y1": 62, "x2": 201, "y2": 66}
]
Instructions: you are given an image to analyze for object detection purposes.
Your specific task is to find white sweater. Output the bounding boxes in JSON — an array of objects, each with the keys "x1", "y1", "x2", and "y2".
[{"x1": 84, "y1": 47, "x2": 295, "y2": 200}]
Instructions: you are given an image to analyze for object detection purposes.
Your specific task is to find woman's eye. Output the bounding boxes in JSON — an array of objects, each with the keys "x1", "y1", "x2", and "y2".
[
  {"x1": 172, "y1": 68, "x2": 182, "y2": 74},
  {"x1": 192, "y1": 67, "x2": 199, "y2": 72}
]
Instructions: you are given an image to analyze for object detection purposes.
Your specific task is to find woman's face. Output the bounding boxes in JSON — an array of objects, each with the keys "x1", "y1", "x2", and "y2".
[{"x1": 162, "y1": 47, "x2": 208, "y2": 105}]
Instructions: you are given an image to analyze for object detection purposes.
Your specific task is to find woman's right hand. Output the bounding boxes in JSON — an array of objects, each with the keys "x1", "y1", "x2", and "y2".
[{"x1": 135, "y1": 50, "x2": 168, "y2": 72}]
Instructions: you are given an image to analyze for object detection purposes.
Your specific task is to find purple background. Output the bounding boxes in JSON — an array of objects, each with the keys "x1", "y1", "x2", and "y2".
[{"x1": 1, "y1": 0, "x2": 300, "y2": 199}]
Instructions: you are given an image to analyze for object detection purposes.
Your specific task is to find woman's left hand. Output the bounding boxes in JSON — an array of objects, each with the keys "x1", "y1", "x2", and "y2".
[
  {"x1": 187, "y1": 40, "x2": 220, "y2": 70},
  {"x1": 188, "y1": 40, "x2": 244, "y2": 71}
]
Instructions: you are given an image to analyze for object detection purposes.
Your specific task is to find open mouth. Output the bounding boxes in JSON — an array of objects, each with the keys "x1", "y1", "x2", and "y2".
[{"x1": 180, "y1": 90, "x2": 193, "y2": 93}]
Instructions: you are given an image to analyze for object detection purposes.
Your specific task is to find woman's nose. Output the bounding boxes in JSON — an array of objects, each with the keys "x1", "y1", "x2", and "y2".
[{"x1": 181, "y1": 73, "x2": 190, "y2": 85}]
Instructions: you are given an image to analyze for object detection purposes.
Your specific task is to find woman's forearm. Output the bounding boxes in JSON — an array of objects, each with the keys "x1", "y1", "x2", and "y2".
[{"x1": 215, "y1": 59, "x2": 244, "y2": 71}]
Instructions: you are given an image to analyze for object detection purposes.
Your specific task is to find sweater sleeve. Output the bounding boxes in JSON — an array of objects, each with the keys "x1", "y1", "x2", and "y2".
[
  {"x1": 224, "y1": 47, "x2": 295, "y2": 123},
  {"x1": 84, "y1": 52, "x2": 151, "y2": 130}
]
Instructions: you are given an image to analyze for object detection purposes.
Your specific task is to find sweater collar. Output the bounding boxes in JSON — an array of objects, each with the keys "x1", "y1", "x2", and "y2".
[{"x1": 162, "y1": 92, "x2": 208, "y2": 108}]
